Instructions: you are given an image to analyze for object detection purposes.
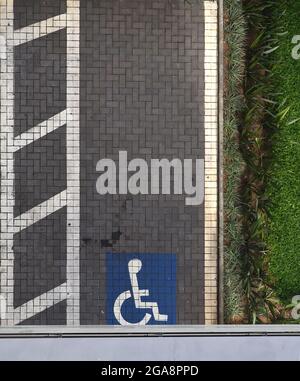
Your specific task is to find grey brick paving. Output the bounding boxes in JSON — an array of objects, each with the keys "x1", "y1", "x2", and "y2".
[
  {"x1": 14, "y1": 29, "x2": 66, "y2": 136},
  {"x1": 14, "y1": 0, "x2": 66, "y2": 30},
  {"x1": 14, "y1": 127, "x2": 66, "y2": 216},
  {"x1": 80, "y1": 0, "x2": 205, "y2": 324},
  {"x1": 14, "y1": 207, "x2": 67, "y2": 309}
]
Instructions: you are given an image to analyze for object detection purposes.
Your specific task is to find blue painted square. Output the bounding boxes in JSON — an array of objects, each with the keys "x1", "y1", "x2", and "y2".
[{"x1": 106, "y1": 253, "x2": 176, "y2": 325}]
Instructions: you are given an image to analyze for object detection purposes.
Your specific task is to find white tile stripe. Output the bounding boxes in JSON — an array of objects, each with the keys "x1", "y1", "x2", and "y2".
[
  {"x1": 13, "y1": 283, "x2": 68, "y2": 325},
  {"x1": 13, "y1": 110, "x2": 67, "y2": 152},
  {"x1": 0, "y1": 0, "x2": 15, "y2": 327},
  {"x1": 66, "y1": 0, "x2": 80, "y2": 326},
  {"x1": 13, "y1": 190, "x2": 67, "y2": 233},
  {"x1": 12, "y1": 14, "x2": 67, "y2": 46},
  {"x1": 204, "y1": 0, "x2": 218, "y2": 325}
]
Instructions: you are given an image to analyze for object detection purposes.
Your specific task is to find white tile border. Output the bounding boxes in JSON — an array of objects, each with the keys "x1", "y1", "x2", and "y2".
[
  {"x1": 0, "y1": 0, "x2": 15, "y2": 327},
  {"x1": 204, "y1": 0, "x2": 218, "y2": 325},
  {"x1": 66, "y1": 0, "x2": 80, "y2": 326}
]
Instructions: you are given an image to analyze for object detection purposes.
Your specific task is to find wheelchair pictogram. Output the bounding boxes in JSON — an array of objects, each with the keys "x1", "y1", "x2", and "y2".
[{"x1": 113, "y1": 259, "x2": 168, "y2": 325}]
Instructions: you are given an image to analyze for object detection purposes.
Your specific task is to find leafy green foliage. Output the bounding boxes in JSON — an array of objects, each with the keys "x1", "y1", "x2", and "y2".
[
  {"x1": 223, "y1": 0, "x2": 247, "y2": 322},
  {"x1": 224, "y1": 0, "x2": 300, "y2": 322},
  {"x1": 224, "y1": 0, "x2": 294, "y2": 323},
  {"x1": 238, "y1": 0, "x2": 281, "y2": 323}
]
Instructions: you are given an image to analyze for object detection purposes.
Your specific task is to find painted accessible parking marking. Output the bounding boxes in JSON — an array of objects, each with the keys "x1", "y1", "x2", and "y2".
[{"x1": 106, "y1": 253, "x2": 176, "y2": 325}]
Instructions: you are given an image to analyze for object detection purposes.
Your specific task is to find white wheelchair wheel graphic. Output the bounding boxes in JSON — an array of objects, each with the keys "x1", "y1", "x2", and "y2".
[
  {"x1": 113, "y1": 258, "x2": 168, "y2": 326},
  {"x1": 113, "y1": 290, "x2": 152, "y2": 326}
]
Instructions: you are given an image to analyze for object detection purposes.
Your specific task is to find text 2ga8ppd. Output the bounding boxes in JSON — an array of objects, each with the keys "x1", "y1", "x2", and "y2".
[{"x1": 100, "y1": 364, "x2": 199, "y2": 378}]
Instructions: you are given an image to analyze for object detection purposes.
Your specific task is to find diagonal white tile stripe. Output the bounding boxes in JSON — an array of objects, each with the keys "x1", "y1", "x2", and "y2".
[
  {"x1": 13, "y1": 110, "x2": 67, "y2": 152},
  {"x1": 13, "y1": 190, "x2": 67, "y2": 233},
  {"x1": 13, "y1": 13, "x2": 67, "y2": 46},
  {"x1": 13, "y1": 283, "x2": 68, "y2": 325}
]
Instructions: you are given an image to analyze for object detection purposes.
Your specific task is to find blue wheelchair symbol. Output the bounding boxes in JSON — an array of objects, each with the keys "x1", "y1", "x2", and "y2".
[{"x1": 106, "y1": 253, "x2": 176, "y2": 325}]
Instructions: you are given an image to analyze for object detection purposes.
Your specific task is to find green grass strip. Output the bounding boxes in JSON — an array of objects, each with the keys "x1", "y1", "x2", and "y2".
[{"x1": 266, "y1": 0, "x2": 300, "y2": 301}]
